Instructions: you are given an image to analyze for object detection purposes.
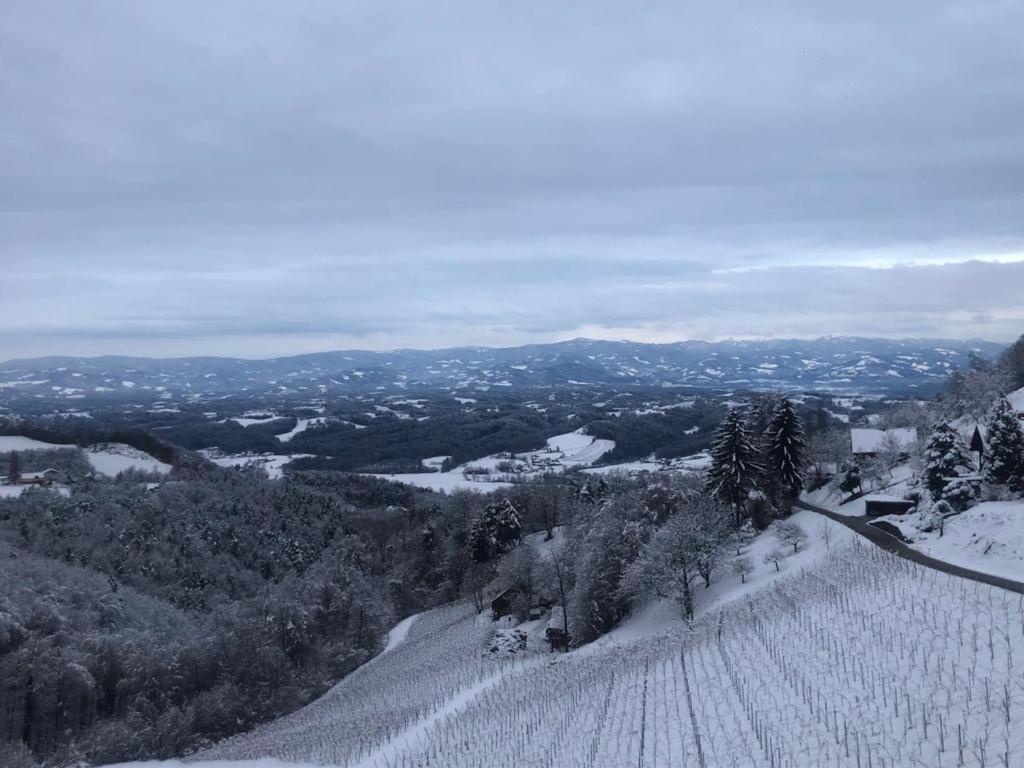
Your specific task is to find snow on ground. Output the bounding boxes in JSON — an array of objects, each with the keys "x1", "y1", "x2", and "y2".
[
  {"x1": 231, "y1": 413, "x2": 278, "y2": 427},
  {"x1": 275, "y1": 417, "x2": 326, "y2": 443},
  {"x1": 0, "y1": 484, "x2": 69, "y2": 498},
  {"x1": 372, "y1": 471, "x2": 513, "y2": 492},
  {"x1": 375, "y1": 429, "x2": 614, "y2": 491},
  {"x1": 421, "y1": 455, "x2": 450, "y2": 471},
  {"x1": 1008, "y1": 385, "x2": 1024, "y2": 412},
  {"x1": 803, "y1": 463, "x2": 916, "y2": 516},
  {"x1": 86, "y1": 443, "x2": 171, "y2": 477},
  {"x1": 590, "y1": 509, "x2": 855, "y2": 650},
  {"x1": 139, "y1": 505, "x2": 1024, "y2": 768},
  {"x1": 880, "y1": 500, "x2": 1024, "y2": 582},
  {"x1": 207, "y1": 452, "x2": 312, "y2": 480},
  {"x1": 0, "y1": 435, "x2": 75, "y2": 452},
  {"x1": 383, "y1": 613, "x2": 419, "y2": 653},
  {"x1": 540, "y1": 429, "x2": 615, "y2": 466},
  {"x1": 193, "y1": 603, "x2": 509, "y2": 767},
  {"x1": 104, "y1": 760, "x2": 325, "y2": 768},
  {"x1": 583, "y1": 451, "x2": 712, "y2": 477}
]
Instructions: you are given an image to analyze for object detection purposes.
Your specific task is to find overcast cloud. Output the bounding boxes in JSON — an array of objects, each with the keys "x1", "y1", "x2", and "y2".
[{"x1": 2, "y1": 0, "x2": 1023, "y2": 359}]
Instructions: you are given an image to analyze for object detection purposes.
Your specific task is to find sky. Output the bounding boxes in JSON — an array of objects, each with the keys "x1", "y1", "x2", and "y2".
[{"x1": 2, "y1": 0, "x2": 1024, "y2": 360}]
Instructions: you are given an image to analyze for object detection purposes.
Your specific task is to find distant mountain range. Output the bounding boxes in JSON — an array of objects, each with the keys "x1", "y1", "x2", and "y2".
[{"x1": 0, "y1": 337, "x2": 1005, "y2": 405}]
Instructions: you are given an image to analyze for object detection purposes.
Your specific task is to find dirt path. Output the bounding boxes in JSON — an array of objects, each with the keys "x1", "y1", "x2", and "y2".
[{"x1": 793, "y1": 499, "x2": 1024, "y2": 595}]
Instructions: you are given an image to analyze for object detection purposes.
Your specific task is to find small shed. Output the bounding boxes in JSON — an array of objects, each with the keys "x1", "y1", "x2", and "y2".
[
  {"x1": 491, "y1": 587, "x2": 522, "y2": 621},
  {"x1": 545, "y1": 606, "x2": 568, "y2": 651},
  {"x1": 862, "y1": 494, "x2": 915, "y2": 517}
]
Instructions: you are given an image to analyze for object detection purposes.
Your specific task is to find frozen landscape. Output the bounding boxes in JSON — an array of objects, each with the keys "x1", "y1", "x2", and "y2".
[
  {"x1": 107, "y1": 513, "x2": 1024, "y2": 768},
  {"x1": 4, "y1": 3, "x2": 1024, "y2": 763}
]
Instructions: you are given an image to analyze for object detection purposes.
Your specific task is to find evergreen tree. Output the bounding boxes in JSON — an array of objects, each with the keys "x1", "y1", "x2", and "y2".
[
  {"x1": 762, "y1": 396, "x2": 806, "y2": 505},
  {"x1": 706, "y1": 408, "x2": 762, "y2": 526},
  {"x1": 468, "y1": 498, "x2": 522, "y2": 563},
  {"x1": 8, "y1": 451, "x2": 20, "y2": 483},
  {"x1": 983, "y1": 395, "x2": 1024, "y2": 491},
  {"x1": 922, "y1": 422, "x2": 974, "y2": 501}
]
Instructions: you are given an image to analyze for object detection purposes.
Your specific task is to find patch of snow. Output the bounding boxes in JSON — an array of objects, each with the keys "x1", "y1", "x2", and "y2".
[
  {"x1": 0, "y1": 436, "x2": 76, "y2": 452},
  {"x1": 86, "y1": 444, "x2": 171, "y2": 477},
  {"x1": 275, "y1": 417, "x2": 327, "y2": 443}
]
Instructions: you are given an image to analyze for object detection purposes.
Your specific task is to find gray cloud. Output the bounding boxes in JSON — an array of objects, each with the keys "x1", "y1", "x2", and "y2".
[{"x1": 1, "y1": 0, "x2": 1023, "y2": 358}]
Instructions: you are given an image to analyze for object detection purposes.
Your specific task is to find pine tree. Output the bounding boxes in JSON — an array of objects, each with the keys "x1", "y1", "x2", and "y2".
[
  {"x1": 8, "y1": 451, "x2": 20, "y2": 483},
  {"x1": 921, "y1": 421, "x2": 974, "y2": 501},
  {"x1": 763, "y1": 395, "x2": 806, "y2": 505},
  {"x1": 468, "y1": 498, "x2": 522, "y2": 563},
  {"x1": 707, "y1": 408, "x2": 762, "y2": 525},
  {"x1": 983, "y1": 395, "x2": 1024, "y2": 491}
]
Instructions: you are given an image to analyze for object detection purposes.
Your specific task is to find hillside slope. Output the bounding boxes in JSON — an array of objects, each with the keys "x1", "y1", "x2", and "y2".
[{"x1": 112, "y1": 512, "x2": 1024, "y2": 768}]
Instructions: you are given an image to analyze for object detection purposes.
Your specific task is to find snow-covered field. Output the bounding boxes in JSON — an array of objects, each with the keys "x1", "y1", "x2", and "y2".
[
  {"x1": 206, "y1": 452, "x2": 311, "y2": 480},
  {"x1": 584, "y1": 451, "x2": 712, "y2": 476},
  {"x1": 113, "y1": 510, "x2": 1024, "y2": 768},
  {"x1": 371, "y1": 471, "x2": 514, "y2": 492},
  {"x1": 275, "y1": 417, "x2": 327, "y2": 443},
  {"x1": 374, "y1": 429, "x2": 615, "y2": 492},
  {"x1": 0, "y1": 435, "x2": 76, "y2": 452},
  {"x1": 86, "y1": 443, "x2": 171, "y2": 477}
]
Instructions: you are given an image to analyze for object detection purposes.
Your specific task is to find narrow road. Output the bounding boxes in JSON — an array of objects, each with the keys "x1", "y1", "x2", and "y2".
[{"x1": 793, "y1": 499, "x2": 1024, "y2": 595}]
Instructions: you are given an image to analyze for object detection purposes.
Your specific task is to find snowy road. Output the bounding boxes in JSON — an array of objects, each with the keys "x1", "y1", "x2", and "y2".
[{"x1": 794, "y1": 499, "x2": 1024, "y2": 594}]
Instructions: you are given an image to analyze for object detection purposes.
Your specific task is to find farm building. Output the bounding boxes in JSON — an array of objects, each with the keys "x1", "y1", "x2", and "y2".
[
  {"x1": 545, "y1": 606, "x2": 568, "y2": 651},
  {"x1": 850, "y1": 428, "x2": 918, "y2": 458},
  {"x1": 19, "y1": 468, "x2": 62, "y2": 486},
  {"x1": 491, "y1": 587, "x2": 553, "y2": 622},
  {"x1": 862, "y1": 494, "x2": 916, "y2": 517}
]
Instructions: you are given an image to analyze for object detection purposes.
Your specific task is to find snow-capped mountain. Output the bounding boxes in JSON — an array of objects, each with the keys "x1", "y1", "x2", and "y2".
[{"x1": 0, "y1": 337, "x2": 1005, "y2": 403}]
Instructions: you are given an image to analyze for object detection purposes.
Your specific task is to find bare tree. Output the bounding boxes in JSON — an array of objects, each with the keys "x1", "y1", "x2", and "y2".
[
  {"x1": 774, "y1": 520, "x2": 807, "y2": 554},
  {"x1": 732, "y1": 556, "x2": 753, "y2": 583}
]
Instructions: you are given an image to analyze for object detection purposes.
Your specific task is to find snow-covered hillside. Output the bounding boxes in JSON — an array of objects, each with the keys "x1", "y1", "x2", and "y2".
[
  {"x1": 86, "y1": 443, "x2": 171, "y2": 477},
  {"x1": 879, "y1": 500, "x2": 1024, "y2": 582},
  {"x1": 112, "y1": 511, "x2": 1024, "y2": 768}
]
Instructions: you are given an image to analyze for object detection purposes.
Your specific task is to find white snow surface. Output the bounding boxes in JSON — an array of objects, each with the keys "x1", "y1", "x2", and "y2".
[
  {"x1": 104, "y1": 761, "x2": 324, "y2": 768},
  {"x1": 0, "y1": 435, "x2": 75, "y2": 452},
  {"x1": 882, "y1": 500, "x2": 1024, "y2": 582},
  {"x1": 850, "y1": 427, "x2": 918, "y2": 454},
  {"x1": 372, "y1": 471, "x2": 513, "y2": 492},
  {"x1": 207, "y1": 452, "x2": 311, "y2": 480},
  {"x1": 86, "y1": 443, "x2": 171, "y2": 477},
  {"x1": 383, "y1": 613, "x2": 419, "y2": 653},
  {"x1": 275, "y1": 417, "x2": 327, "y2": 443},
  {"x1": 375, "y1": 429, "x2": 614, "y2": 491},
  {"x1": 1008, "y1": 386, "x2": 1024, "y2": 413}
]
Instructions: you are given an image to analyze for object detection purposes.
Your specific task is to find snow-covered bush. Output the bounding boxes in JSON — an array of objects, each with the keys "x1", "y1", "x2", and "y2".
[{"x1": 940, "y1": 476, "x2": 978, "y2": 512}]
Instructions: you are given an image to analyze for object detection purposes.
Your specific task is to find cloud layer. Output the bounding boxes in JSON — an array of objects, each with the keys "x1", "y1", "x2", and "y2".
[{"x1": 2, "y1": 1, "x2": 1023, "y2": 358}]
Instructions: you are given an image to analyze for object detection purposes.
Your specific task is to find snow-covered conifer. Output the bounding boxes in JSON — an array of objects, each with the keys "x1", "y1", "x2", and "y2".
[
  {"x1": 983, "y1": 395, "x2": 1024, "y2": 491},
  {"x1": 921, "y1": 421, "x2": 974, "y2": 501},
  {"x1": 707, "y1": 408, "x2": 762, "y2": 525},
  {"x1": 762, "y1": 395, "x2": 806, "y2": 504}
]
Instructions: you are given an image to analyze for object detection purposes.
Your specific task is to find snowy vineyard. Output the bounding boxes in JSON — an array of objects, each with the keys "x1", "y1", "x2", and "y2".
[{"x1": 194, "y1": 541, "x2": 1024, "y2": 768}]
